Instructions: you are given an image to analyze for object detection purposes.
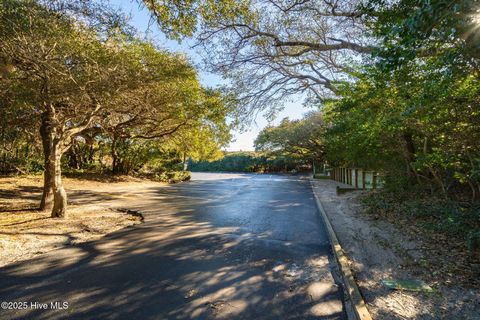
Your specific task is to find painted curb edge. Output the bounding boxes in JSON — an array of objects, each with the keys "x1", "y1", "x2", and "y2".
[{"x1": 310, "y1": 180, "x2": 373, "y2": 320}]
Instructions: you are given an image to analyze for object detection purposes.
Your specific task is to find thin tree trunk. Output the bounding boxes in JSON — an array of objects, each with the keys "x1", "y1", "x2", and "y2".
[
  {"x1": 67, "y1": 141, "x2": 78, "y2": 169},
  {"x1": 183, "y1": 152, "x2": 188, "y2": 171},
  {"x1": 402, "y1": 132, "x2": 420, "y2": 183},
  {"x1": 88, "y1": 144, "x2": 94, "y2": 165},
  {"x1": 111, "y1": 135, "x2": 118, "y2": 174},
  {"x1": 429, "y1": 167, "x2": 447, "y2": 199}
]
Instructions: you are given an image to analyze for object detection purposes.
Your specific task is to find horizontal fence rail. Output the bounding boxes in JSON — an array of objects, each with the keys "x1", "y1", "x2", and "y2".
[{"x1": 327, "y1": 167, "x2": 383, "y2": 189}]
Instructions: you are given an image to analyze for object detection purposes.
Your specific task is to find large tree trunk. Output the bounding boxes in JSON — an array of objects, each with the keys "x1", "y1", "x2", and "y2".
[
  {"x1": 40, "y1": 112, "x2": 54, "y2": 211},
  {"x1": 51, "y1": 149, "x2": 67, "y2": 218},
  {"x1": 39, "y1": 109, "x2": 68, "y2": 218}
]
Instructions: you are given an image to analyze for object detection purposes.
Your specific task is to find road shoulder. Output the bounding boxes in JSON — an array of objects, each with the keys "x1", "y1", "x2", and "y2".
[
  {"x1": 310, "y1": 180, "x2": 372, "y2": 320},
  {"x1": 310, "y1": 178, "x2": 480, "y2": 320}
]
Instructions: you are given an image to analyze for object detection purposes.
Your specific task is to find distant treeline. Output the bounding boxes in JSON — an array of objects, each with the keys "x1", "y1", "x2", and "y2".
[{"x1": 189, "y1": 151, "x2": 311, "y2": 173}]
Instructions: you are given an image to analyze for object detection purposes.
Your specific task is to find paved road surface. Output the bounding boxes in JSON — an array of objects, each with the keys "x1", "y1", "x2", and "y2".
[{"x1": 0, "y1": 173, "x2": 346, "y2": 319}]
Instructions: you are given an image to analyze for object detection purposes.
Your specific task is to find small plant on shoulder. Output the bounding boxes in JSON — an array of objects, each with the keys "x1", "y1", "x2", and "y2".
[{"x1": 139, "y1": 162, "x2": 191, "y2": 183}]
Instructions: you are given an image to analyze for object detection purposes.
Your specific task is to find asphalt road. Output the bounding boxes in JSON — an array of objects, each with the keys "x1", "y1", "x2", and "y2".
[{"x1": 0, "y1": 173, "x2": 346, "y2": 319}]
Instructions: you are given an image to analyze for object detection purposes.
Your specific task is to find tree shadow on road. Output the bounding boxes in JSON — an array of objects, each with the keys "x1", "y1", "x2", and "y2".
[{"x1": 0, "y1": 176, "x2": 346, "y2": 320}]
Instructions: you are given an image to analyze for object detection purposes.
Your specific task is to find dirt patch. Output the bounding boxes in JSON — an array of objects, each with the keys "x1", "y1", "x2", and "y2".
[
  {"x1": 0, "y1": 206, "x2": 142, "y2": 267},
  {"x1": 0, "y1": 174, "x2": 155, "y2": 194},
  {"x1": 0, "y1": 175, "x2": 163, "y2": 207},
  {"x1": 311, "y1": 179, "x2": 480, "y2": 320},
  {"x1": 0, "y1": 175, "x2": 151, "y2": 267}
]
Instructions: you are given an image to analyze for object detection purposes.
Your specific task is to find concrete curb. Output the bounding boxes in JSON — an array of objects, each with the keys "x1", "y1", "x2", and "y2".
[{"x1": 310, "y1": 180, "x2": 373, "y2": 320}]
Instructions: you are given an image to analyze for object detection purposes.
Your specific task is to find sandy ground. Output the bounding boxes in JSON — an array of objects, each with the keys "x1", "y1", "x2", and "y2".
[
  {"x1": 0, "y1": 175, "x2": 150, "y2": 267},
  {"x1": 311, "y1": 179, "x2": 480, "y2": 320}
]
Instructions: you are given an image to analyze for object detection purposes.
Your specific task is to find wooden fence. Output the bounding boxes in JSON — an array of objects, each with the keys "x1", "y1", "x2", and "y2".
[{"x1": 327, "y1": 168, "x2": 383, "y2": 189}]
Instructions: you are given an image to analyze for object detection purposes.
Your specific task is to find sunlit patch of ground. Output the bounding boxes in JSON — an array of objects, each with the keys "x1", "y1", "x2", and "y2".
[
  {"x1": 0, "y1": 205, "x2": 142, "y2": 267},
  {"x1": 0, "y1": 175, "x2": 145, "y2": 267}
]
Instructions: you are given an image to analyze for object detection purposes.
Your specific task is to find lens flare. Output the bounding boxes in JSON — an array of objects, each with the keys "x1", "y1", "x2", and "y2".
[
  {"x1": 464, "y1": 9, "x2": 480, "y2": 42},
  {"x1": 473, "y1": 10, "x2": 480, "y2": 25}
]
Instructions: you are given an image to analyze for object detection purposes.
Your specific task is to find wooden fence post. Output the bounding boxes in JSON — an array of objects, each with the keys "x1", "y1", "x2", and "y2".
[{"x1": 355, "y1": 169, "x2": 358, "y2": 189}]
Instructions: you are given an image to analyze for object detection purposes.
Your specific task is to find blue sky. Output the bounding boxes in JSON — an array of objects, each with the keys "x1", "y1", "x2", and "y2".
[{"x1": 113, "y1": 1, "x2": 310, "y2": 151}]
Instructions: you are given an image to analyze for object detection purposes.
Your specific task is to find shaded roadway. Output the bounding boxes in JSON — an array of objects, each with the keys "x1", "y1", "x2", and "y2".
[{"x1": 0, "y1": 172, "x2": 346, "y2": 319}]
